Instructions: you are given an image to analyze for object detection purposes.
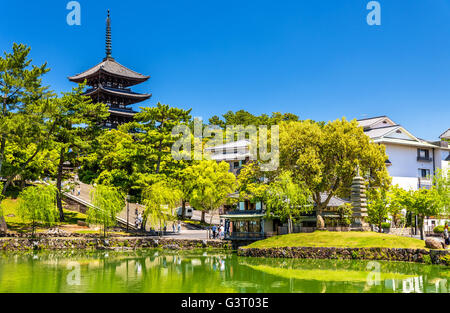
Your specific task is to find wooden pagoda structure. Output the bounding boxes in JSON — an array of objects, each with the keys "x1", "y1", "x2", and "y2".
[{"x1": 68, "y1": 10, "x2": 151, "y2": 129}]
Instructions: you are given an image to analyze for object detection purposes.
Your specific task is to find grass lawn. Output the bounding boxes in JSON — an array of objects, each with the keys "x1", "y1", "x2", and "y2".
[
  {"x1": 1, "y1": 198, "x2": 88, "y2": 233},
  {"x1": 244, "y1": 231, "x2": 427, "y2": 250}
]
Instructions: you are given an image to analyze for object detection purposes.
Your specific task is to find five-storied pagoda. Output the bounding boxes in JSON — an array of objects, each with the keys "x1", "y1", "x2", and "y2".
[{"x1": 68, "y1": 10, "x2": 151, "y2": 129}]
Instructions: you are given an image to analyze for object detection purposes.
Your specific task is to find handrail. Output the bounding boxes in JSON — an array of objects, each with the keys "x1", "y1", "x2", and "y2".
[
  {"x1": 63, "y1": 192, "x2": 137, "y2": 230},
  {"x1": 42, "y1": 181, "x2": 137, "y2": 230}
]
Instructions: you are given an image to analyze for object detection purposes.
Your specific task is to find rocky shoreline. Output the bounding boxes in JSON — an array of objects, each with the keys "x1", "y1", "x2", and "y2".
[
  {"x1": 0, "y1": 237, "x2": 231, "y2": 251},
  {"x1": 238, "y1": 246, "x2": 450, "y2": 265}
]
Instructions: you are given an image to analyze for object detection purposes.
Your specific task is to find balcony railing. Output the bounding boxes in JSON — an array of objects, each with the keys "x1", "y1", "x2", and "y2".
[
  {"x1": 417, "y1": 156, "x2": 432, "y2": 162},
  {"x1": 418, "y1": 177, "x2": 433, "y2": 189},
  {"x1": 224, "y1": 232, "x2": 266, "y2": 240},
  {"x1": 225, "y1": 210, "x2": 264, "y2": 215}
]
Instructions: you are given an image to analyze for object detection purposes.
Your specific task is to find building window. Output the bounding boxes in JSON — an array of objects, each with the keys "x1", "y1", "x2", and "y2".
[
  {"x1": 233, "y1": 162, "x2": 240, "y2": 168},
  {"x1": 417, "y1": 149, "x2": 431, "y2": 161},
  {"x1": 418, "y1": 168, "x2": 430, "y2": 178}
]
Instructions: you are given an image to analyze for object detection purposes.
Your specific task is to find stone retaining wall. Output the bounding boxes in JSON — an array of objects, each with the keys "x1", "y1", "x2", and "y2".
[
  {"x1": 238, "y1": 246, "x2": 450, "y2": 265},
  {"x1": 0, "y1": 237, "x2": 231, "y2": 251}
]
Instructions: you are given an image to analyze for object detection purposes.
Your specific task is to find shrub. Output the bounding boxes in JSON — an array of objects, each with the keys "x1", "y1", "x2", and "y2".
[
  {"x1": 433, "y1": 225, "x2": 445, "y2": 234},
  {"x1": 381, "y1": 222, "x2": 391, "y2": 229}
]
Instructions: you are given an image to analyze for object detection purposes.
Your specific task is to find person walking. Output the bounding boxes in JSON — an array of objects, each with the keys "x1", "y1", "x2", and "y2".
[
  {"x1": 212, "y1": 225, "x2": 217, "y2": 239},
  {"x1": 444, "y1": 224, "x2": 449, "y2": 247},
  {"x1": 219, "y1": 224, "x2": 224, "y2": 239},
  {"x1": 172, "y1": 222, "x2": 176, "y2": 233},
  {"x1": 177, "y1": 221, "x2": 181, "y2": 233}
]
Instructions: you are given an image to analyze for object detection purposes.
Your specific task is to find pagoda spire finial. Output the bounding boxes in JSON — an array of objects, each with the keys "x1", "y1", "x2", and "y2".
[{"x1": 105, "y1": 9, "x2": 112, "y2": 60}]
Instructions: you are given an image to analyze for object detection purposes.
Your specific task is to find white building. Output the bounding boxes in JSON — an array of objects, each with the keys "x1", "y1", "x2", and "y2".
[
  {"x1": 358, "y1": 116, "x2": 450, "y2": 231},
  {"x1": 358, "y1": 116, "x2": 450, "y2": 191},
  {"x1": 204, "y1": 139, "x2": 251, "y2": 176}
]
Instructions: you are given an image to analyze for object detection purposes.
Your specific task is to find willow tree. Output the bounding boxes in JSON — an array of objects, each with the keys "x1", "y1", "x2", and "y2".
[
  {"x1": 17, "y1": 184, "x2": 59, "y2": 237},
  {"x1": 264, "y1": 171, "x2": 312, "y2": 234},
  {"x1": 142, "y1": 180, "x2": 181, "y2": 236},
  {"x1": 88, "y1": 185, "x2": 124, "y2": 237}
]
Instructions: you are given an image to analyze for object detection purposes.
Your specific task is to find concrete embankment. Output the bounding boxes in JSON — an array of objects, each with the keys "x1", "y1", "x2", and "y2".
[{"x1": 238, "y1": 246, "x2": 450, "y2": 265}]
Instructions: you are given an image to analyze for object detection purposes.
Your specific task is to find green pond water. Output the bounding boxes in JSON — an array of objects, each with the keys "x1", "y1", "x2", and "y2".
[{"x1": 0, "y1": 249, "x2": 448, "y2": 293}]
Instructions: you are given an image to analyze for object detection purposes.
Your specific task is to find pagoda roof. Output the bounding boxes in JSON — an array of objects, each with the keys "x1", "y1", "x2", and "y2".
[
  {"x1": 84, "y1": 85, "x2": 152, "y2": 104},
  {"x1": 68, "y1": 57, "x2": 150, "y2": 85},
  {"x1": 109, "y1": 107, "x2": 138, "y2": 117}
]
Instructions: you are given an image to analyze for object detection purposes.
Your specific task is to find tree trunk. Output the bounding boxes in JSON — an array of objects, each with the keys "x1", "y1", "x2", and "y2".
[
  {"x1": 0, "y1": 136, "x2": 6, "y2": 177},
  {"x1": 181, "y1": 200, "x2": 186, "y2": 220},
  {"x1": 287, "y1": 218, "x2": 293, "y2": 234},
  {"x1": 141, "y1": 215, "x2": 148, "y2": 232},
  {"x1": 56, "y1": 147, "x2": 65, "y2": 222},
  {"x1": 201, "y1": 211, "x2": 206, "y2": 223},
  {"x1": 419, "y1": 215, "x2": 425, "y2": 240}
]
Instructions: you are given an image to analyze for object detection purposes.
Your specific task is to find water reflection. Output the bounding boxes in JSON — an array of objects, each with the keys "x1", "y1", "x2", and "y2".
[{"x1": 0, "y1": 250, "x2": 448, "y2": 293}]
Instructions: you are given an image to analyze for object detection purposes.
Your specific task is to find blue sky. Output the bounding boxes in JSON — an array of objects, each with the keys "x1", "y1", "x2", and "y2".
[{"x1": 1, "y1": 0, "x2": 449, "y2": 139}]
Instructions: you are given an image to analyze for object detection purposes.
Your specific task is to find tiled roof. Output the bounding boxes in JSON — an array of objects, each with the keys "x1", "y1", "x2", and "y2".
[
  {"x1": 205, "y1": 139, "x2": 250, "y2": 151},
  {"x1": 363, "y1": 125, "x2": 400, "y2": 139},
  {"x1": 68, "y1": 58, "x2": 150, "y2": 83},
  {"x1": 440, "y1": 129, "x2": 450, "y2": 139},
  {"x1": 320, "y1": 193, "x2": 349, "y2": 207},
  {"x1": 84, "y1": 85, "x2": 151, "y2": 104},
  {"x1": 357, "y1": 116, "x2": 388, "y2": 128}
]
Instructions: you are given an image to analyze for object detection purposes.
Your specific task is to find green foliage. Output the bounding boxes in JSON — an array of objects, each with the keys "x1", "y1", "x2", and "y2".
[
  {"x1": 17, "y1": 184, "x2": 58, "y2": 236},
  {"x1": 395, "y1": 187, "x2": 441, "y2": 239},
  {"x1": 367, "y1": 188, "x2": 391, "y2": 232},
  {"x1": 122, "y1": 102, "x2": 192, "y2": 176},
  {"x1": 264, "y1": 170, "x2": 312, "y2": 233},
  {"x1": 88, "y1": 185, "x2": 124, "y2": 237},
  {"x1": 142, "y1": 180, "x2": 182, "y2": 231},
  {"x1": 0, "y1": 43, "x2": 55, "y2": 196},
  {"x1": 381, "y1": 222, "x2": 391, "y2": 229},
  {"x1": 186, "y1": 160, "x2": 237, "y2": 222},
  {"x1": 208, "y1": 110, "x2": 299, "y2": 128},
  {"x1": 433, "y1": 225, "x2": 444, "y2": 234},
  {"x1": 278, "y1": 118, "x2": 390, "y2": 212},
  {"x1": 237, "y1": 162, "x2": 269, "y2": 202},
  {"x1": 337, "y1": 203, "x2": 353, "y2": 227},
  {"x1": 433, "y1": 169, "x2": 450, "y2": 215}
]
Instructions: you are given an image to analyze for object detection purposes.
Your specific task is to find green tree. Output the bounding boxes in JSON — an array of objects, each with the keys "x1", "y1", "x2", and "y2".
[
  {"x1": 279, "y1": 118, "x2": 390, "y2": 226},
  {"x1": 88, "y1": 185, "x2": 125, "y2": 237},
  {"x1": 396, "y1": 188, "x2": 439, "y2": 240},
  {"x1": 186, "y1": 161, "x2": 237, "y2": 226},
  {"x1": 367, "y1": 188, "x2": 391, "y2": 232},
  {"x1": 141, "y1": 180, "x2": 181, "y2": 236},
  {"x1": 0, "y1": 44, "x2": 54, "y2": 195},
  {"x1": 50, "y1": 84, "x2": 109, "y2": 221},
  {"x1": 17, "y1": 184, "x2": 59, "y2": 237},
  {"x1": 433, "y1": 169, "x2": 449, "y2": 215},
  {"x1": 0, "y1": 182, "x2": 5, "y2": 233},
  {"x1": 264, "y1": 170, "x2": 313, "y2": 233},
  {"x1": 237, "y1": 162, "x2": 269, "y2": 203},
  {"x1": 123, "y1": 102, "x2": 192, "y2": 175}
]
